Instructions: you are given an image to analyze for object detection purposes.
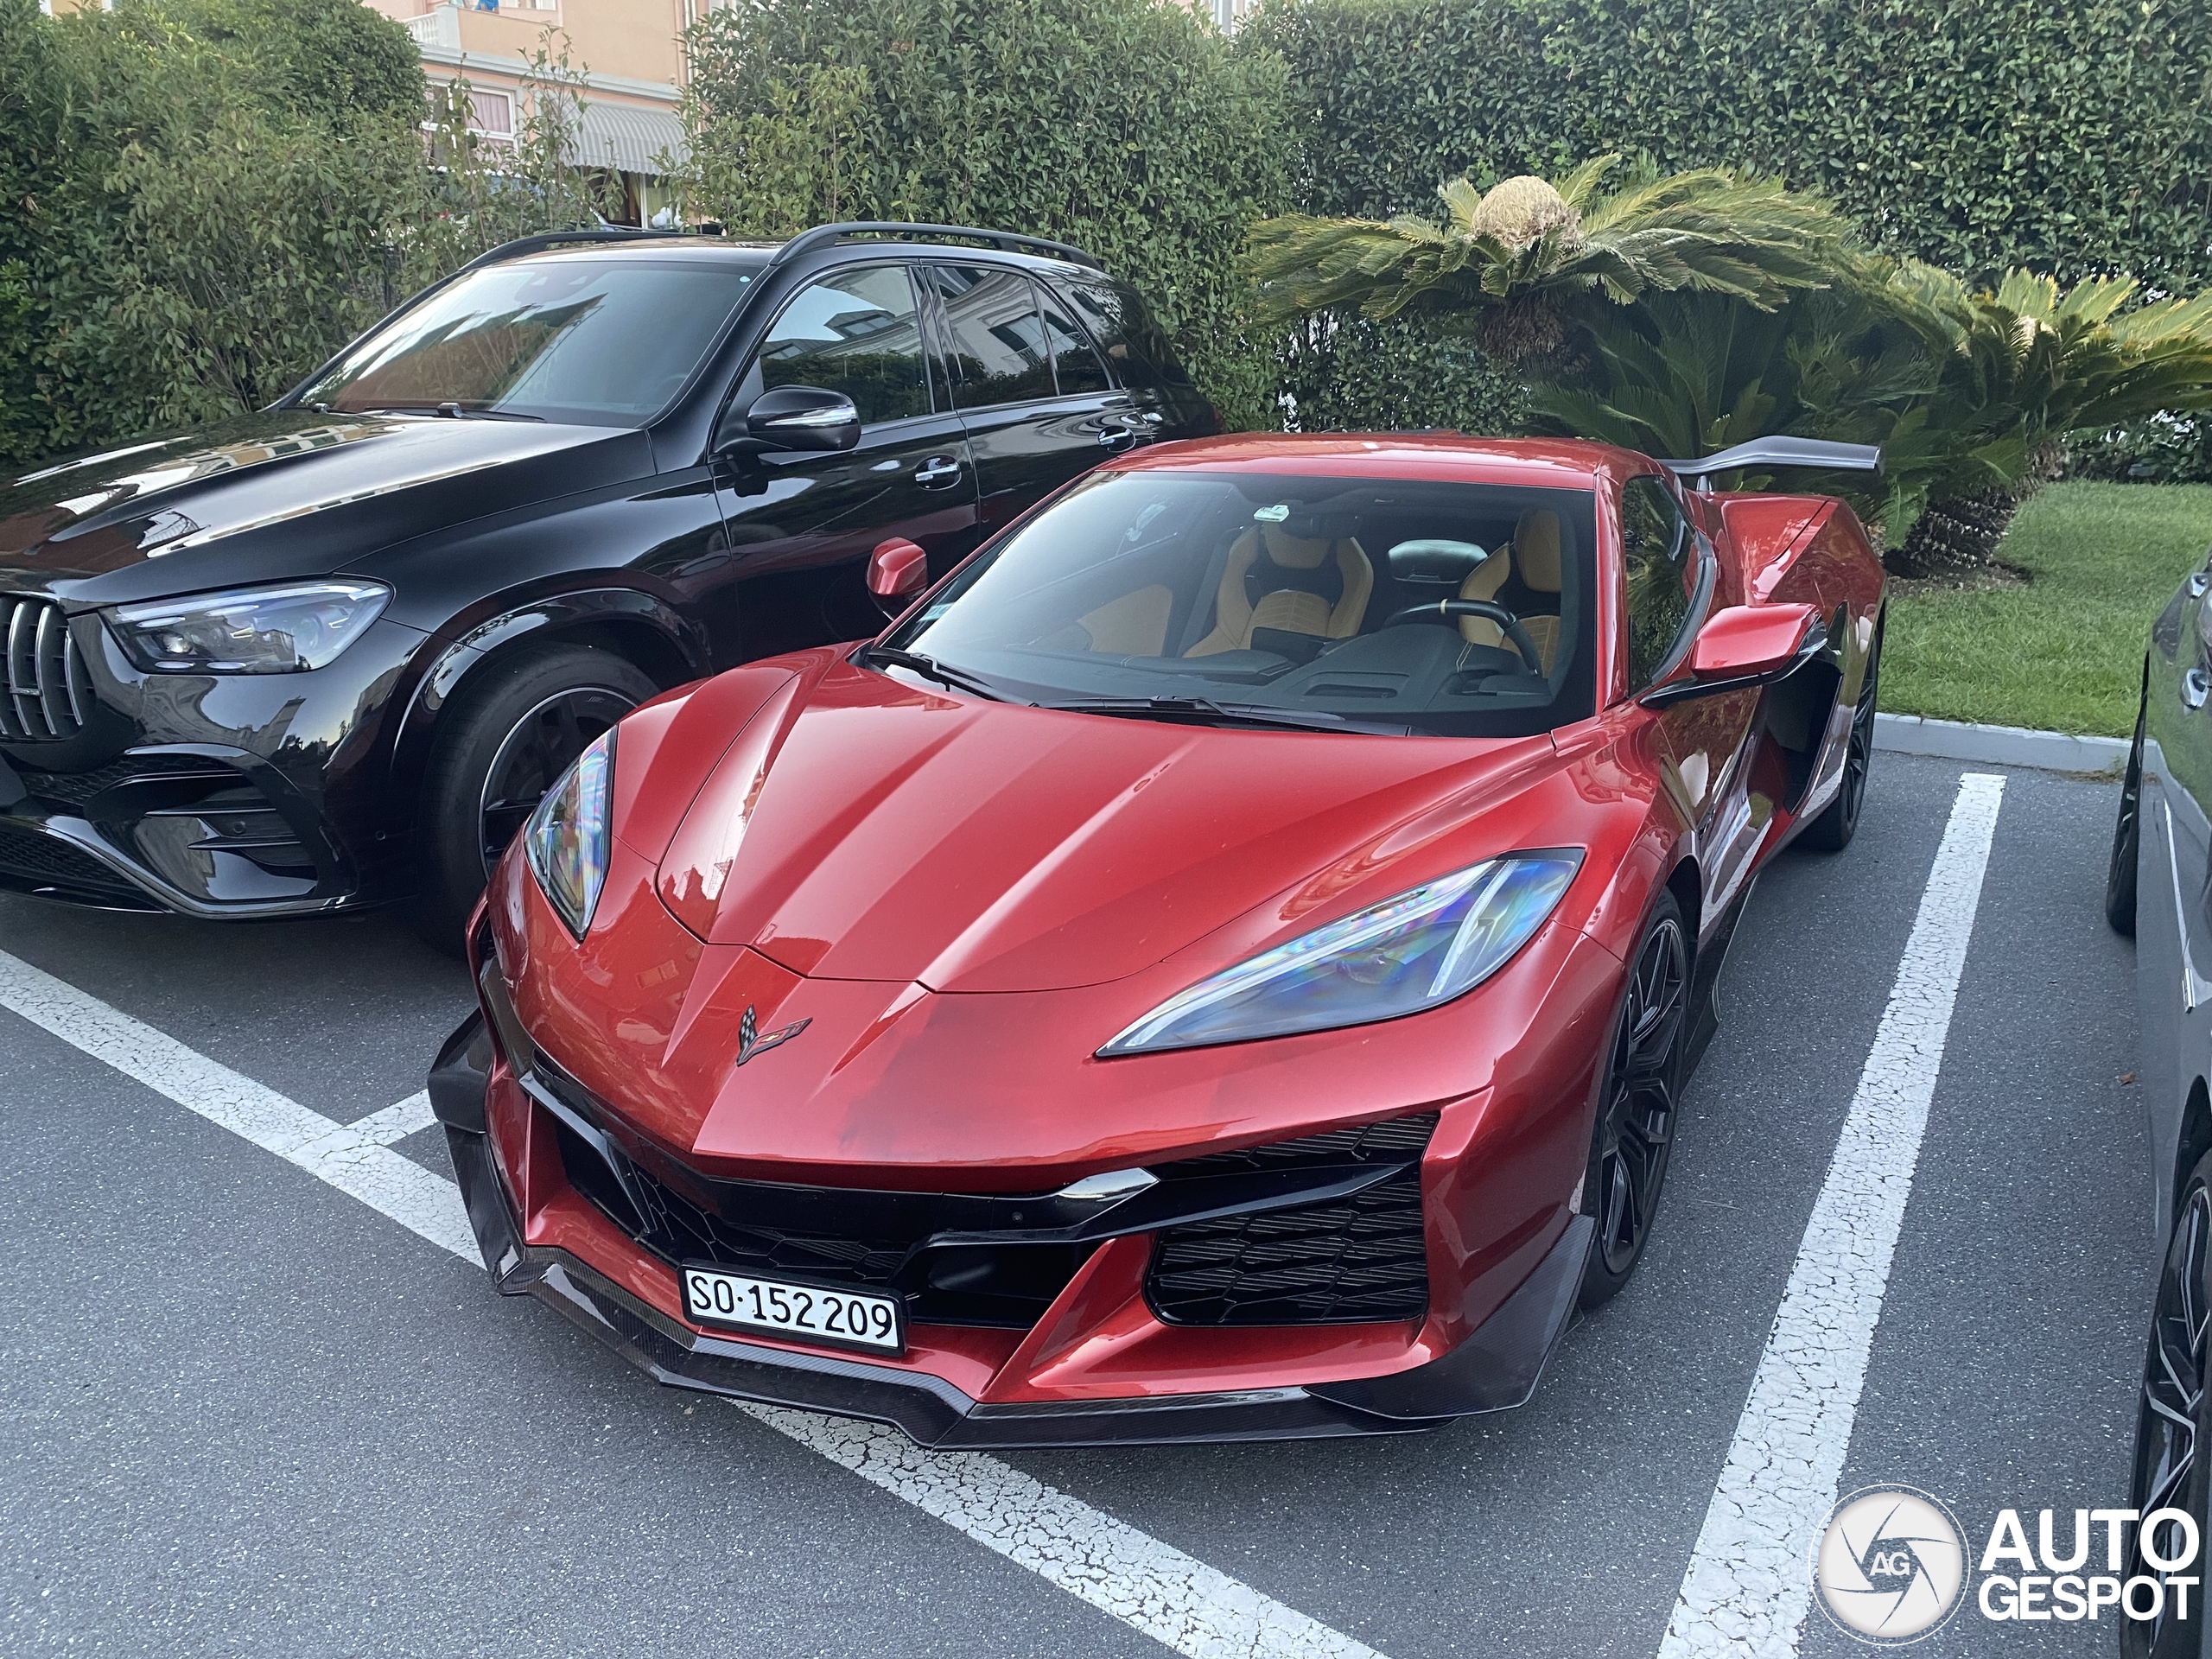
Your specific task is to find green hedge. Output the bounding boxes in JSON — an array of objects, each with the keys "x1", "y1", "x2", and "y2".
[
  {"x1": 1246, "y1": 0, "x2": 2212, "y2": 429},
  {"x1": 675, "y1": 0, "x2": 1294, "y2": 429},
  {"x1": 0, "y1": 0, "x2": 616, "y2": 471}
]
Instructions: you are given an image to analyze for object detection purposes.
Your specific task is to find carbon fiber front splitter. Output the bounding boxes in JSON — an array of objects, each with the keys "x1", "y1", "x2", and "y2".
[{"x1": 446, "y1": 1119, "x2": 1593, "y2": 1449}]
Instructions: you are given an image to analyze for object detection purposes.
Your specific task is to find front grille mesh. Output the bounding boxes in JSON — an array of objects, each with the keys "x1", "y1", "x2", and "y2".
[
  {"x1": 621, "y1": 1153, "x2": 912, "y2": 1288},
  {"x1": 0, "y1": 823, "x2": 136, "y2": 896},
  {"x1": 1145, "y1": 1113, "x2": 1437, "y2": 1327},
  {"x1": 1, "y1": 596, "x2": 90, "y2": 743}
]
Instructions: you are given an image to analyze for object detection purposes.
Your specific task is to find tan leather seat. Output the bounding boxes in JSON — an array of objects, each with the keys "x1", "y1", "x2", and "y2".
[
  {"x1": 1459, "y1": 509, "x2": 1563, "y2": 671},
  {"x1": 1185, "y1": 526, "x2": 1373, "y2": 656}
]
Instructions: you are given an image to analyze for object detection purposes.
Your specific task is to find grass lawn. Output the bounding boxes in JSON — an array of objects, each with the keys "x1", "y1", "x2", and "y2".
[{"x1": 1881, "y1": 480, "x2": 2212, "y2": 737}]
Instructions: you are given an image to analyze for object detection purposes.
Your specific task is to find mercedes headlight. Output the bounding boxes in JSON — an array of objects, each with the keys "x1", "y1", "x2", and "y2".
[
  {"x1": 107, "y1": 581, "x2": 391, "y2": 673},
  {"x1": 1099, "y1": 852, "x2": 1581, "y2": 1057},
  {"x1": 524, "y1": 729, "x2": 616, "y2": 940}
]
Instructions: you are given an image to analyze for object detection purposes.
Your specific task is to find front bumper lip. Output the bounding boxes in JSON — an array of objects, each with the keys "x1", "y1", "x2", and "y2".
[
  {"x1": 448, "y1": 1123, "x2": 1411, "y2": 1446},
  {"x1": 0, "y1": 743, "x2": 363, "y2": 918},
  {"x1": 0, "y1": 798, "x2": 350, "y2": 918},
  {"x1": 440, "y1": 1020, "x2": 1595, "y2": 1446}
]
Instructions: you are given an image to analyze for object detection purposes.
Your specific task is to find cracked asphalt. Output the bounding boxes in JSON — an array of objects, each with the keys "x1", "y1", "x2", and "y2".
[{"x1": 0, "y1": 752, "x2": 2155, "y2": 1657}]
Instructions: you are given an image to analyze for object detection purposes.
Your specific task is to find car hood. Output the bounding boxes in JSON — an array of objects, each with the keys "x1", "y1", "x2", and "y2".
[
  {"x1": 0, "y1": 410, "x2": 652, "y2": 604},
  {"x1": 643, "y1": 658, "x2": 1560, "y2": 994}
]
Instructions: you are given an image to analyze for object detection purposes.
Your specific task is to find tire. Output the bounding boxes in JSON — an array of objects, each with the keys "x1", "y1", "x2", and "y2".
[
  {"x1": 1579, "y1": 890, "x2": 1690, "y2": 1310},
  {"x1": 2121, "y1": 1147, "x2": 2212, "y2": 1659},
  {"x1": 2110, "y1": 677, "x2": 2146, "y2": 937},
  {"x1": 1798, "y1": 630, "x2": 1880, "y2": 853},
  {"x1": 407, "y1": 642, "x2": 657, "y2": 952}
]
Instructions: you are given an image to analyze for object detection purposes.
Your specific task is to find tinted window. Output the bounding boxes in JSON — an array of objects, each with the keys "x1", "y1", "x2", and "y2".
[
  {"x1": 754, "y1": 266, "x2": 931, "y2": 426},
  {"x1": 1061, "y1": 279, "x2": 1189, "y2": 392},
  {"x1": 1619, "y1": 475, "x2": 1697, "y2": 690},
  {"x1": 884, "y1": 470, "x2": 1597, "y2": 739},
  {"x1": 301, "y1": 257, "x2": 756, "y2": 424},
  {"x1": 931, "y1": 266, "x2": 1055, "y2": 406},
  {"x1": 1039, "y1": 289, "x2": 1110, "y2": 395}
]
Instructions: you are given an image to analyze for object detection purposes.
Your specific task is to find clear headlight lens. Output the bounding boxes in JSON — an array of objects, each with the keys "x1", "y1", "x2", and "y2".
[
  {"x1": 524, "y1": 729, "x2": 616, "y2": 940},
  {"x1": 1099, "y1": 852, "x2": 1581, "y2": 1057},
  {"x1": 107, "y1": 581, "x2": 391, "y2": 673}
]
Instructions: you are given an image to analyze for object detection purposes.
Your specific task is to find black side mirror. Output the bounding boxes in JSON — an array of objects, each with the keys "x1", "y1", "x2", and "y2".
[{"x1": 715, "y1": 385, "x2": 861, "y2": 458}]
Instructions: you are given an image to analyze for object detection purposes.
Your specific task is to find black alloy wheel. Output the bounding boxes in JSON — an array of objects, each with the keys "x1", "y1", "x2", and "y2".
[
  {"x1": 1800, "y1": 631, "x2": 1881, "y2": 853},
  {"x1": 409, "y1": 641, "x2": 658, "y2": 952},
  {"x1": 475, "y1": 686, "x2": 636, "y2": 875},
  {"x1": 2110, "y1": 674, "x2": 2147, "y2": 936},
  {"x1": 1580, "y1": 891, "x2": 1690, "y2": 1309},
  {"x1": 2123, "y1": 1151, "x2": 2212, "y2": 1658}
]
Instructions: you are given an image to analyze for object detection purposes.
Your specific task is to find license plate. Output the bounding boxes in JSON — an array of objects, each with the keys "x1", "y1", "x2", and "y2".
[{"x1": 680, "y1": 1265, "x2": 904, "y2": 1356}]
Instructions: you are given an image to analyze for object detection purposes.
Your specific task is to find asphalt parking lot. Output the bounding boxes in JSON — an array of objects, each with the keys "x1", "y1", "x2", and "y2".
[{"x1": 0, "y1": 751, "x2": 2155, "y2": 1658}]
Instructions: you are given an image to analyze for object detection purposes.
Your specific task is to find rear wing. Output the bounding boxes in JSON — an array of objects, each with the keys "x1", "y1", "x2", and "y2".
[{"x1": 1658, "y1": 438, "x2": 1882, "y2": 492}]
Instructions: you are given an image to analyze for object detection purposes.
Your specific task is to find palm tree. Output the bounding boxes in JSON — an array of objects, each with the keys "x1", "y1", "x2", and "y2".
[
  {"x1": 1245, "y1": 156, "x2": 1851, "y2": 366},
  {"x1": 1885, "y1": 268, "x2": 2212, "y2": 574},
  {"x1": 1529, "y1": 259, "x2": 2212, "y2": 572}
]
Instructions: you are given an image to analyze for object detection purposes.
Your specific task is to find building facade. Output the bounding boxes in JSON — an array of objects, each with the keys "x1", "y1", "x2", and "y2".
[{"x1": 362, "y1": 0, "x2": 691, "y2": 226}]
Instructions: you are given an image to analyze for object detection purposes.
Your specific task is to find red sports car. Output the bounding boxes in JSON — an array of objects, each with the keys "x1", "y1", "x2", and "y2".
[{"x1": 429, "y1": 431, "x2": 1886, "y2": 1446}]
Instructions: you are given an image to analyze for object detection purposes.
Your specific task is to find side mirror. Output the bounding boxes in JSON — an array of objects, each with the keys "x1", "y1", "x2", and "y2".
[
  {"x1": 715, "y1": 385, "x2": 861, "y2": 458},
  {"x1": 1643, "y1": 603, "x2": 1827, "y2": 706},
  {"x1": 868, "y1": 537, "x2": 931, "y2": 614}
]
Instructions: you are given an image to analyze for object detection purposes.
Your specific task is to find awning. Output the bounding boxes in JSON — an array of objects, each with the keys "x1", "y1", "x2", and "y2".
[{"x1": 567, "y1": 101, "x2": 688, "y2": 177}]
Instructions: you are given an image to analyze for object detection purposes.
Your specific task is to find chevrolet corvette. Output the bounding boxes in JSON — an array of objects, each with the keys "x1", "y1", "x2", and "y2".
[{"x1": 429, "y1": 430, "x2": 1886, "y2": 1446}]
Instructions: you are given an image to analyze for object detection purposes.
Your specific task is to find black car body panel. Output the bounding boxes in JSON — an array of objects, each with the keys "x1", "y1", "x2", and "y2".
[{"x1": 0, "y1": 228, "x2": 1213, "y2": 918}]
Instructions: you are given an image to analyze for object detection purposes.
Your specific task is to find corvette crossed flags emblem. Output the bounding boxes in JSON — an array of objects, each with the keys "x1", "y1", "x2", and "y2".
[{"x1": 734, "y1": 1003, "x2": 810, "y2": 1066}]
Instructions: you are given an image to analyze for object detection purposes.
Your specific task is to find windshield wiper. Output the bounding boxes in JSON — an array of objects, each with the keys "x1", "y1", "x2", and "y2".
[
  {"x1": 1040, "y1": 695, "x2": 1385, "y2": 734},
  {"x1": 862, "y1": 646, "x2": 1008, "y2": 702},
  {"x1": 356, "y1": 403, "x2": 545, "y2": 422}
]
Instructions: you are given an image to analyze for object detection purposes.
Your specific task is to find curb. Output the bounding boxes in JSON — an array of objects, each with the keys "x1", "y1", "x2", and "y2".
[{"x1": 1873, "y1": 712, "x2": 2128, "y2": 776}]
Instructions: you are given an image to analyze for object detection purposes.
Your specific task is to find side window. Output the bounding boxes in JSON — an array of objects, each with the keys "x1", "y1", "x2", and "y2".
[
  {"x1": 1619, "y1": 475, "x2": 1699, "y2": 690},
  {"x1": 752, "y1": 265, "x2": 931, "y2": 426},
  {"x1": 1038, "y1": 289, "x2": 1110, "y2": 395},
  {"x1": 930, "y1": 265, "x2": 1055, "y2": 406},
  {"x1": 1063, "y1": 279, "x2": 1192, "y2": 393}
]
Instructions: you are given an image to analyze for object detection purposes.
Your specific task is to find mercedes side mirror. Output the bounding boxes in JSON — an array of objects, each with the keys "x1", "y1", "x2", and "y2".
[
  {"x1": 1643, "y1": 603, "x2": 1827, "y2": 707},
  {"x1": 868, "y1": 537, "x2": 930, "y2": 615},
  {"x1": 715, "y1": 385, "x2": 861, "y2": 458}
]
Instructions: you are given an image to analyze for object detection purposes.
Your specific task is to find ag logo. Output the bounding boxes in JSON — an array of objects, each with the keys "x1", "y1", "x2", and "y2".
[{"x1": 1814, "y1": 1485, "x2": 1970, "y2": 1644}]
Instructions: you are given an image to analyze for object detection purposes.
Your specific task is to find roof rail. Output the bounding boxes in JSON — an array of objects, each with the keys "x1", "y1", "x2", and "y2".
[
  {"x1": 459, "y1": 225, "x2": 702, "y2": 274},
  {"x1": 1659, "y1": 436, "x2": 1883, "y2": 489},
  {"x1": 768, "y1": 221, "x2": 1102, "y2": 270}
]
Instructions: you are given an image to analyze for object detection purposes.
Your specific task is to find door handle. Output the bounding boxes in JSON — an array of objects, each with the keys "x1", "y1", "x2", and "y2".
[
  {"x1": 2190, "y1": 572, "x2": 2209, "y2": 597},
  {"x1": 2185, "y1": 668, "x2": 2210, "y2": 710},
  {"x1": 1097, "y1": 422, "x2": 1140, "y2": 451},
  {"x1": 913, "y1": 455, "x2": 962, "y2": 489}
]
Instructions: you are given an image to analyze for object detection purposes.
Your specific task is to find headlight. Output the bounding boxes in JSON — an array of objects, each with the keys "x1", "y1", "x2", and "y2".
[
  {"x1": 107, "y1": 581, "x2": 390, "y2": 673},
  {"x1": 524, "y1": 728, "x2": 616, "y2": 940},
  {"x1": 1099, "y1": 852, "x2": 1581, "y2": 1057}
]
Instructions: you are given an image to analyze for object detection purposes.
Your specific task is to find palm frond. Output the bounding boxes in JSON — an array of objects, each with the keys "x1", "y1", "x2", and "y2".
[{"x1": 1244, "y1": 157, "x2": 1856, "y2": 349}]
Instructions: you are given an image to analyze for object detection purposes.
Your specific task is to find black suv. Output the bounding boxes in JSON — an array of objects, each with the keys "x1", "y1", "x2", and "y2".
[{"x1": 0, "y1": 222, "x2": 1213, "y2": 940}]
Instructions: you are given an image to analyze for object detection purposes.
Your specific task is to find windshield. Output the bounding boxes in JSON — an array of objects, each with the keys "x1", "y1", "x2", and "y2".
[
  {"x1": 298, "y1": 257, "x2": 756, "y2": 425},
  {"x1": 884, "y1": 469, "x2": 1598, "y2": 737}
]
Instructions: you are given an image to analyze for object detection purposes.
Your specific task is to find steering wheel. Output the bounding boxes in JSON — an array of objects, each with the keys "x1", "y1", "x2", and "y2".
[{"x1": 1381, "y1": 599, "x2": 1545, "y2": 676}]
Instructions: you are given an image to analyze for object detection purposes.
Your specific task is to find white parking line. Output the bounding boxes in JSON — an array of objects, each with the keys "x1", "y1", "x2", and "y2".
[
  {"x1": 744, "y1": 1405, "x2": 1384, "y2": 1659},
  {"x1": 1656, "y1": 772, "x2": 2006, "y2": 1657},
  {"x1": 353, "y1": 1089, "x2": 437, "y2": 1146},
  {"x1": 0, "y1": 946, "x2": 1386, "y2": 1659},
  {"x1": 0, "y1": 950, "x2": 475, "y2": 1260}
]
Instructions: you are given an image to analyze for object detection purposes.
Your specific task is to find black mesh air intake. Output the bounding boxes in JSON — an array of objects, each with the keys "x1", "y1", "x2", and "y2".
[{"x1": 1144, "y1": 1113, "x2": 1436, "y2": 1326}]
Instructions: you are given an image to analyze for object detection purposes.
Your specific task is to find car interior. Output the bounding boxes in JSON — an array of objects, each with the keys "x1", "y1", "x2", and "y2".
[{"x1": 901, "y1": 472, "x2": 1599, "y2": 732}]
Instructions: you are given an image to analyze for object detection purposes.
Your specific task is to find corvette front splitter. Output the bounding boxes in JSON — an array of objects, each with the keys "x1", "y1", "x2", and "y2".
[{"x1": 445, "y1": 1122, "x2": 1592, "y2": 1449}]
